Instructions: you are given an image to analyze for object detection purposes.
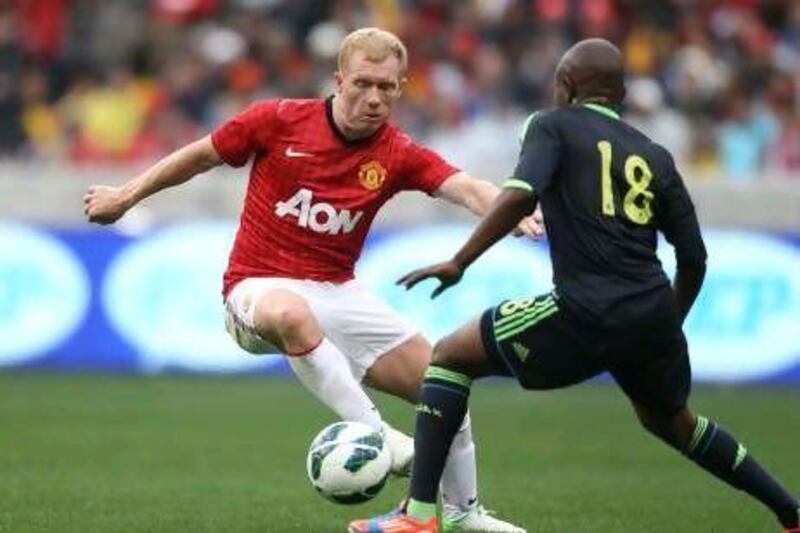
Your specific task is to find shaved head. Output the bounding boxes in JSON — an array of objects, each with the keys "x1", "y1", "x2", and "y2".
[{"x1": 554, "y1": 38, "x2": 625, "y2": 107}]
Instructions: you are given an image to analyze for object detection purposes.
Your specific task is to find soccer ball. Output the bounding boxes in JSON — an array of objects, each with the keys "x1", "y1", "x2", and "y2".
[{"x1": 306, "y1": 421, "x2": 392, "y2": 504}]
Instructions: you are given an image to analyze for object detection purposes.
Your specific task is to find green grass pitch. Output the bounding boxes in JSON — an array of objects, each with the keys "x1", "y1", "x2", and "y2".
[{"x1": 1, "y1": 374, "x2": 797, "y2": 532}]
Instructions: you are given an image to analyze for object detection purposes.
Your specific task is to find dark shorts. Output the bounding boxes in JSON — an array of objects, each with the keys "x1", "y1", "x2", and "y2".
[{"x1": 480, "y1": 292, "x2": 691, "y2": 416}]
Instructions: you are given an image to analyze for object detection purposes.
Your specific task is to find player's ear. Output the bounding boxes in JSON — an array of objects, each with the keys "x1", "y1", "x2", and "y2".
[
  {"x1": 397, "y1": 76, "x2": 407, "y2": 97},
  {"x1": 564, "y1": 74, "x2": 577, "y2": 104},
  {"x1": 334, "y1": 71, "x2": 344, "y2": 92}
]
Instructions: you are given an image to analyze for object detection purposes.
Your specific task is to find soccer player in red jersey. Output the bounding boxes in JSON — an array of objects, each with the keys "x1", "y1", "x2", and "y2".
[{"x1": 85, "y1": 27, "x2": 535, "y2": 531}]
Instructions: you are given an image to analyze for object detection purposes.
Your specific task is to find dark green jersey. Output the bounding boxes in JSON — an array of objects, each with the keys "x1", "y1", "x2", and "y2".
[{"x1": 508, "y1": 104, "x2": 707, "y2": 329}]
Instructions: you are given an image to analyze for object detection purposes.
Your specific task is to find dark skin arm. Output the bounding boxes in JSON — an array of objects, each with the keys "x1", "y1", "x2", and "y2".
[
  {"x1": 397, "y1": 188, "x2": 537, "y2": 298},
  {"x1": 673, "y1": 263, "x2": 706, "y2": 324}
]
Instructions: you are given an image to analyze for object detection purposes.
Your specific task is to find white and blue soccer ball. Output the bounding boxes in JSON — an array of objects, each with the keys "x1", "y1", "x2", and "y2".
[{"x1": 306, "y1": 421, "x2": 392, "y2": 504}]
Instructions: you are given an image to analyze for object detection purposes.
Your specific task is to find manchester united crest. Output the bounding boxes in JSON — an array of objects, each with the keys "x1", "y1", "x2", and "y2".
[{"x1": 358, "y1": 160, "x2": 387, "y2": 191}]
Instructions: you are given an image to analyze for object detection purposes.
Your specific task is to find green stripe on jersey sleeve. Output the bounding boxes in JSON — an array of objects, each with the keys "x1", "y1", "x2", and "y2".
[{"x1": 502, "y1": 179, "x2": 534, "y2": 192}]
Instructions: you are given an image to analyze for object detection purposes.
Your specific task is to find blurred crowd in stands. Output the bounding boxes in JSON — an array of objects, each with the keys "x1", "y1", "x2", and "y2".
[{"x1": 0, "y1": 0, "x2": 798, "y2": 179}]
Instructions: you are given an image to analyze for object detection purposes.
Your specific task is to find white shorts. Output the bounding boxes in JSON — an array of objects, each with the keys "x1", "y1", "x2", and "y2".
[{"x1": 224, "y1": 277, "x2": 419, "y2": 380}]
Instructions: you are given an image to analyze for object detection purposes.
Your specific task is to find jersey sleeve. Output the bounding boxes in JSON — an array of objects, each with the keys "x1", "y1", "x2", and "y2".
[
  {"x1": 655, "y1": 152, "x2": 707, "y2": 267},
  {"x1": 211, "y1": 99, "x2": 279, "y2": 168},
  {"x1": 508, "y1": 111, "x2": 562, "y2": 194},
  {"x1": 398, "y1": 138, "x2": 459, "y2": 195}
]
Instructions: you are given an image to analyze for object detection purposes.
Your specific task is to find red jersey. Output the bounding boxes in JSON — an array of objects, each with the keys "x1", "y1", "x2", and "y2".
[{"x1": 211, "y1": 97, "x2": 458, "y2": 298}]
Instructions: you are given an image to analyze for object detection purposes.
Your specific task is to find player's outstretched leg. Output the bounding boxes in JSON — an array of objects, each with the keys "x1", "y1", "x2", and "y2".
[
  {"x1": 350, "y1": 319, "x2": 525, "y2": 533},
  {"x1": 255, "y1": 289, "x2": 384, "y2": 431},
  {"x1": 634, "y1": 404, "x2": 799, "y2": 531},
  {"x1": 365, "y1": 332, "x2": 523, "y2": 531}
]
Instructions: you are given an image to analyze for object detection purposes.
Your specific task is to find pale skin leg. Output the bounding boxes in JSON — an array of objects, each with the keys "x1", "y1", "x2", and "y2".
[
  {"x1": 252, "y1": 288, "x2": 387, "y2": 430},
  {"x1": 251, "y1": 289, "x2": 323, "y2": 355},
  {"x1": 363, "y1": 334, "x2": 430, "y2": 404},
  {"x1": 251, "y1": 286, "x2": 428, "y2": 404},
  {"x1": 254, "y1": 281, "x2": 456, "y2": 403}
]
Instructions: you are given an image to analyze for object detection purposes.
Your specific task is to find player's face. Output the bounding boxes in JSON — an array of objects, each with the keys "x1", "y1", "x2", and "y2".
[{"x1": 335, "y1": 50, "x2": 405, "y2": 137}]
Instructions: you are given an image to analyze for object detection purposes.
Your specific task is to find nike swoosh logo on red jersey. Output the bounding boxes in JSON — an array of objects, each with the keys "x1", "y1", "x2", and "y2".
[{"x1": 285, "y1": 147, "x2": 313, "y2": 158}]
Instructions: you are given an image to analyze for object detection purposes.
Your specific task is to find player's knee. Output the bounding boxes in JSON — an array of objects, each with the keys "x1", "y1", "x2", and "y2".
[
  {"x1": 635, "y1": 406, "x2": 692, "y2": 448},
  {"x1": 634, "y1": 405, "x2": 668, "y2": 436},
  {"x1": 430, "y1": 329, "x2": 486, "y2": 378},
  {"x1": 635, "y1": 410, "x2": 661, "y2": 436},
  {"x1": 254, "y1": 293, "x2": 316, "y2": 340},
  {"x1": 275, "y1": 306, "x2": 315, "y2": 338},
  {"x1": 669, "y1": 408, "x2": 697, "y2": 448},
  {"x1": 430, "y1": 335, "x2": 459, "y2": 369}
]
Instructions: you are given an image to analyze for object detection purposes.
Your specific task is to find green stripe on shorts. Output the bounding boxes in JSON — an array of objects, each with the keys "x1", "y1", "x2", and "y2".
[
  {"x1": 495, "y1": 304, "x2": 558, "y2": 342},
  {"x1": 495, "y1": 301, "x2": 556, "y2": 338},
  {"x1": 495, "y1": 297, "x2": 554, "y2": 328}
]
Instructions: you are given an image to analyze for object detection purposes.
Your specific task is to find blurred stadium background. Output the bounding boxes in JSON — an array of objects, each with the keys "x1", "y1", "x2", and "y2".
[{"x1": 1, "y1": 1, "x2": 799, "y2": 532}]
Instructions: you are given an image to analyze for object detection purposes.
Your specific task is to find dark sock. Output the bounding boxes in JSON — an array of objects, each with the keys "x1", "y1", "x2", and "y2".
[
  {"x1": 686, "y1": 416, "x2": 799, "y2": 528},
  {"x1": 408, "y1": 366, "x2": 472, "y2": 508}
]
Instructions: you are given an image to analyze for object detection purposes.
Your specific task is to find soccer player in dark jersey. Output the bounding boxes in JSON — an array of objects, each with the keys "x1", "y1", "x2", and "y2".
[
  {"x1": 85, "y1": 27, "x2": 531, "y2": 532},
  {"x1": 350, "y1": 38, "x2": 799, "y2": 533}
]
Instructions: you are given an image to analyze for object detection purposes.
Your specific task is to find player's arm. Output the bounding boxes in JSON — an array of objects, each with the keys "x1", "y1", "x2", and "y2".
[
  {"x1": 398, "y1": 188, "x2": 536, "y2": 297},
  {"x1": 434, "y1": 172, "x2": 498, "y2": 216},
  {"x1": 673, "y1": 260, "x2": 705, "y2": 324},
  {"x1": 399, "y1": 112, "x2": 559, "y2": 298},
  {"x1": 435, "y1": 171, "x2": 544, "y2": 238},
  {"x1": 657, "y1": 155, "x2": 708, "y2": 323},
  {"x1": 84, "y1": 136, "x2": 222, "y2": 225}
]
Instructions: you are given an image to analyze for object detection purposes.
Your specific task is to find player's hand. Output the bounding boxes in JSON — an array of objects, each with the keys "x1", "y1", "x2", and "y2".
[
  {"x1": 512, "y1": 207, "x2": 545, "y2": 239},
  {"x1": 83, "y1": 185, "x2": 129, "y2": 225},
  {"x1": 396, "y1": 259, "x2": 464, "y2": 299}
]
